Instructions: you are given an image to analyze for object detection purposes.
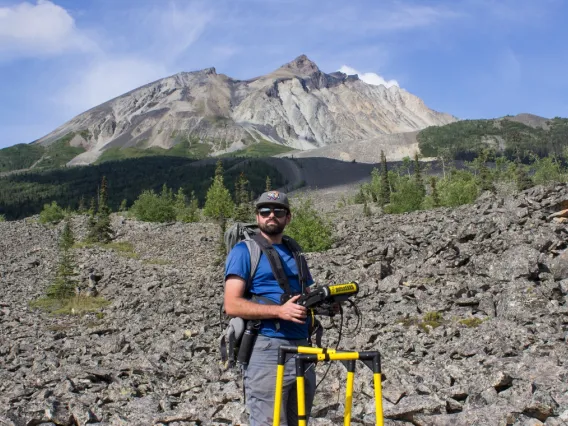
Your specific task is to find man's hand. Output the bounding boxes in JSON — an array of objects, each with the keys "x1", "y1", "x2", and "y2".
[{"x1": 277, "y1": 295, "x2": 307, "y2": 324}]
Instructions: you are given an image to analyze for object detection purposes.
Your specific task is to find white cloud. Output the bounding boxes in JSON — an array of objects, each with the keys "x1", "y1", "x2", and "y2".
[
  {"x1": 338, "y1": 65, "x2": 399, "y2": 88},
  {"x1": 0, "y1": 0, "x2": 96, "y2": 57},
  {"x1": 57, "y1": 57, "x2": 168, "y2": 113},
  {"x1": 55, "y1": 1, "x2": 213, "y2": 114}
]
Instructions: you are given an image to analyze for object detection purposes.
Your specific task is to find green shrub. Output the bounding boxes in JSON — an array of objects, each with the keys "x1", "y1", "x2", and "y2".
[
  {"x1": 130, "y1": 189, "x2": 176, "y2": 222},
  {"x1": 0, "y1": 214, "x2": 5, "y2": 222},
  {"x1": 286, "y1": 197, "x2": 333, "y2": 252},
  {"x1": 438, "y1": 171, "x2": 479, "y2": 207},
  {"x1": 531, "y1": 156, "x2": 566, "y2": 185},
  {"x1": 39, "y1": 201, "x2": 65, "y2": 224},
  {"x1": 385, "y1": 177, "x2": 425, "y2": 214}
]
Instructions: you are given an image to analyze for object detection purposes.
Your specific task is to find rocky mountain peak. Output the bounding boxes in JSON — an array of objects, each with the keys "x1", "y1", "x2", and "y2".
[
  {"x1": 278, "y1": 54, "x2": 320, "y2": 76},
  {"x1": 33, "y1": 54, "x2": 457, "y2": 163}
]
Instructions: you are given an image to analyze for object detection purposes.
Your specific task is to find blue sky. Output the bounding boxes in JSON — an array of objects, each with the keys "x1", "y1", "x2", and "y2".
[{"x1": 0, "y1": 0, "x2": 567, "y2": 149}]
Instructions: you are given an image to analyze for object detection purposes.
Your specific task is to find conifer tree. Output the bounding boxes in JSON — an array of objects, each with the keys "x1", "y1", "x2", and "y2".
[
  {"x1": 48, "y1": 218, "x2": 78, "y2": 300},
  {"x1": 234, "y1": 173, "x2": 253, "y2": 222},
  {"x1": 174, "y1": 187, "x2": 187, "y2": 220},
  {"x1": 414, "y1": 152, "x2": 425, "y2": 196},
  {"x1": 119, "y1": 199, "x2": 128, "y2": 212},
  {"x1": 187, "y1": 190, "x2": 200, "y2": 222},
  {"x1": 477, "y1": 149, "x2": 495, "y2": 192},
  {"x1": 430, "y1": 177, "x2": 440, "y2": 208},
  {"x1": 515, "y1": 162, "x2": 532, "y2": 191},
  {"x1": 78, "y1": 196, "x2": 86, "y2": 213},
  {"x1": 60, "y1": 218, "x2": 75, "y2": 251},
  {"x1": 379, "y1": 150, "x2": 390, "y2": 206},
  {"x1": 204, "y1": 160, "x2": 235, "y2": 221},
  {"x1": 87, "y1": 176, "x2": 113, "y2": 243},
  {"x1": 265, "y1": 175, "x2": 272, "y2": 192}
]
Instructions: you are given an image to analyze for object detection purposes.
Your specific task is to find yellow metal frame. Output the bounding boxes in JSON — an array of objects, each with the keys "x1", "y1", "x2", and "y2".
[{"x1": 272, "y1": 346, "x2": 384, "y2": 426}]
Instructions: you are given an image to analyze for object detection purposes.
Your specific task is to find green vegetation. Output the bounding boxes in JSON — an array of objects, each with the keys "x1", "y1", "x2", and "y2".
[
  {"x1": 34, "y1": 135, "x2": 85, "y2": 169},
  {"x1": 131, "y1": 186, "x2": 177, "y2": 222},
  {"x1": 418, "y1": 117, "x2": 568, "y2": 160},
  {"x1": 0, "y1": 134, "x2": 86, "y2": 173},
  {"x1": 0, "y1": 214, "x2": 5, "y2": 222},
  {"x1": 459, "y1": 317, "x2": 486, "y2": 328},
  {"x1": 0, "y1": 156, "x2": 284, "y2": 220},
  {"x1": 30, "y1": 219, "x2": 110, "y2": 315},
  {"x1": 86, "y1": 176, "x2": 113, "y2": 243},
  {"x1": 399, "y1": 311, "x2": 444, "y2": 333},
  {"x1": 203, "y1": 160, "x2": 235, "y2": 222},
  {"x1": 30, "y1": 295, "x2": 110, "y2": 316},
  {"x1": 286, "y1": 197, "x2": 334, "y2": 252},
  {"x1": 233, "y1": 172, "x2": 254, "y2": 222},
  {"x1": 358, "y1": 147, "x2": 568, "y2": 215},
  {"x1": 39, "y1": 201, "x2": 66, "y2": 224},
  {"x1": 0, "y1": 143, "x2": 45, "y2": 172},
  {"x1": 221, "y1": 140, "x2": 294, "y2": 158}
]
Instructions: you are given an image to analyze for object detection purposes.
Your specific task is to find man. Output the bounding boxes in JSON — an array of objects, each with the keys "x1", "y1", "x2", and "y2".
[{"x1": 224, "y1": 190, "x2": 316, "y2": 425}]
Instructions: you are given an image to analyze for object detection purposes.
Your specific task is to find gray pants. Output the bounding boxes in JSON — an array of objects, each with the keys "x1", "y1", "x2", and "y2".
[{"x1": 243, "y1": 335, "x2": 316, "y2": 426}]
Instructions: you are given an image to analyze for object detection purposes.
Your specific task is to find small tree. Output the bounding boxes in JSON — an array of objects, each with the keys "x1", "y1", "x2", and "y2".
[
  {"x1": 379, "y1": 151, "x2": 390, "y2": 206},
  {"x1": 438, "y1": 171, "x2": 479, "y2": 207},
  {"x1": 286, "y1": 197, "x2": 333, "y2": 252},
  {"x1": 386, "y1": 177, "x2": 425, "y2": 214},
  {"x1": 531, "y1": 155, "x2": 564, "y2": 185},
  {"x1": 87, "y1": 176, "x2": 113, "y2": 243},
  {"x1": 78, "y1": 196, "x2": 87, "y2": 213},
  {"x1": 119, "y1": 199, "x2": 128, "y2": 212},
  {"x1": 203, "y1": 160, "x2": 235, "y2": 222},
  {"x1": 186, "y1": 190, "x2": 200, "y2": 222},
  {"x1": 60, "y1": 218, "x2": 75, "y2": 251},
  {"x1": 413, "y1": 152, "x2": 425, "y2": 196},
  {"x1": 401, "y1": 156, "x2": 412, "y2": 178},
  {"x1": 130, "y1": 189, "x2": 176, "y2": 222},
  {"x1": 265, "y1": 175, "x2": 272, "y2": 192},
  {"x1": 234, "y1": 173, "x2": 253, "y2": 222},
  {"x1": 514, "y1": 162, "x2": 532, "y2": 191},
  {"x1": 47, "y1": 219, "x2": 78, "y2": 300},
  {"x1": 39, "y1": 201, "x2": 65, "y2": 224},
  {"x1": 430, "y1": 176, "x2": 440, "y2": 208},
  {"x1": 0, "y1": 214, "x2": 5, "y2": 222}
]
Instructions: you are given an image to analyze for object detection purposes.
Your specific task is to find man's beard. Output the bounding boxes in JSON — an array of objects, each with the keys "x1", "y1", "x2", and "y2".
[{"x1": 259, "y1": 221, "x2": 285, "y2": 236}]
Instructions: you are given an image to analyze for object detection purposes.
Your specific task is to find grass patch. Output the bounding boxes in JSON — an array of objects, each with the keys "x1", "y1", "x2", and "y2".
[
  {"x1": 36, "y1": 135, "x2": 85, "y2": 169},
  {"x1": 30, "y1": 295, "x2": 110, "y2": 315},
  {"x1": 73, "y1": 240, "x2": 139, "y2": 258},
  {"x1": 459, "y1": 317, "x2": 486, "y2": 328},
  {"x1": 96, "y1": 140, "x2": 213, "y2": 164},
  {"x1": 398, "y1": 311, "x2": 444, "y2": 333},
  {"x1": 220, "y1": 140, "x2": 294, "y2": 158}
]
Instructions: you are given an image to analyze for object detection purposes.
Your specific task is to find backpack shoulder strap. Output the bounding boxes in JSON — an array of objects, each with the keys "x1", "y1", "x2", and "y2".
[
  {"x1": 282, "y1": 235, "x2": 309, "y2": 291},
  {"x1": 243, "y1": 239, "x2": 261, "y2": 294},
  {"x1": 251, "y1": 233, "x2": 292, "y2": 295}
]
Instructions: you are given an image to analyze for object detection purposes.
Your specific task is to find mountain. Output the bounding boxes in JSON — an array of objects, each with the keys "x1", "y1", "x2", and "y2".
[{"x1": 34, "y1": 55, "x2": 456, "y2": 165}]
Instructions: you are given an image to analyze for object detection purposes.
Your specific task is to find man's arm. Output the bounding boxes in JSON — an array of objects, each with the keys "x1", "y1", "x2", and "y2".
[{"x1": 224, "y1": 275, "x2": 307, "y2": 323}]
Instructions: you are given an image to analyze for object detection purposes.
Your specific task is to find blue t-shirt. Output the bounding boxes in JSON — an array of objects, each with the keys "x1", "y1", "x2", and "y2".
[{"x1": 225, "y1": 241, "x2": 314, "y2": 339}]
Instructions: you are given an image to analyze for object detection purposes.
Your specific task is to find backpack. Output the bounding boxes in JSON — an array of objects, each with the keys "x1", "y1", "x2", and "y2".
[{"x1": 219, "y1": 222, "x2": 309, "y2": 369}]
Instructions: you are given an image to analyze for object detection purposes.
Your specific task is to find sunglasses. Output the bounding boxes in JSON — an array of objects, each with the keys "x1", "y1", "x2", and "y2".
[{"x1": 257, "y1": 207, "x2": 289, "y2": 218}]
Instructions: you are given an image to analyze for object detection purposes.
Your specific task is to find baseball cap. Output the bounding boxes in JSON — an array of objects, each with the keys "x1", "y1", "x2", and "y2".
[{"x1": 255, "y1": 191, "x2": 290, "y2": 210}]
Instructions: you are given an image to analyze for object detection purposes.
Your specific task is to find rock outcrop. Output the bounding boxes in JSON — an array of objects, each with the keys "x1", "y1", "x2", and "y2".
[
  {"x1": 1, "y1": 184, "x2": 567, "y2": 425},
  {"x1": 33, "y1": 55, "x2": 456, "y2": 165}
]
